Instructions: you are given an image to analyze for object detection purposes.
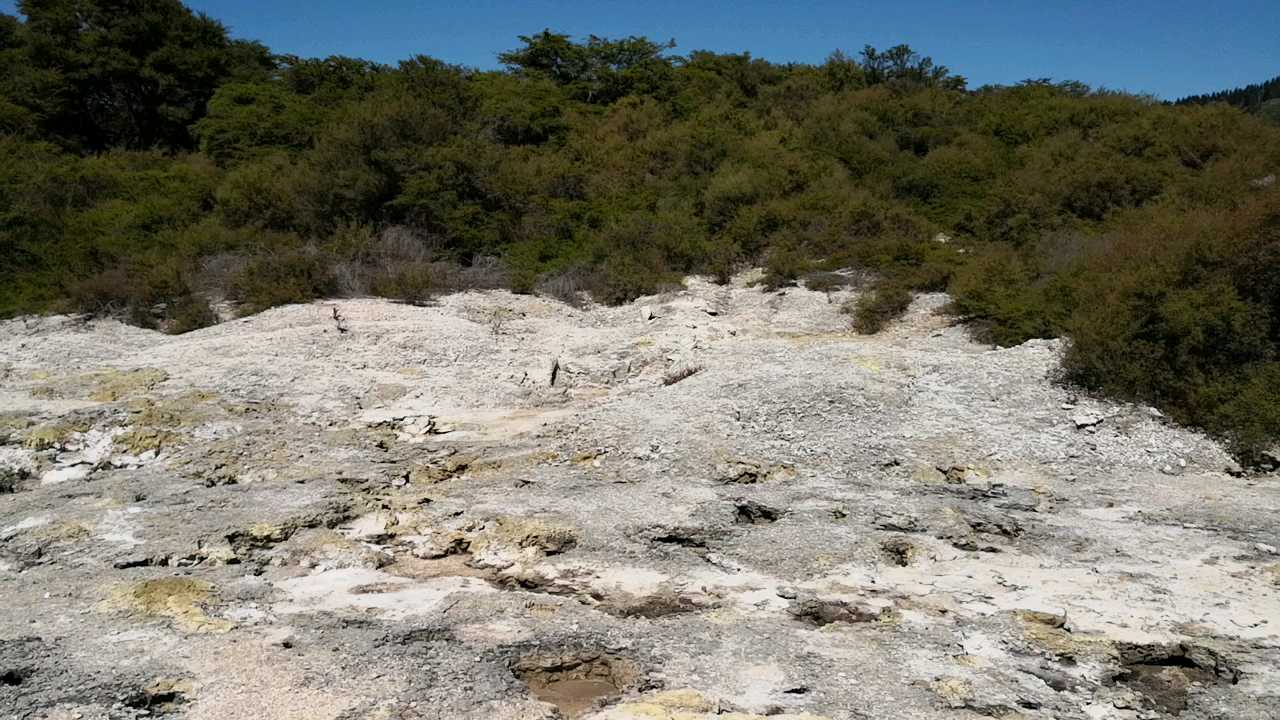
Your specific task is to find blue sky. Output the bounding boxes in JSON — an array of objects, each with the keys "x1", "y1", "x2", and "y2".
[{"x1": 4, "y1": 1, "x2": 1277, "y2": 99}]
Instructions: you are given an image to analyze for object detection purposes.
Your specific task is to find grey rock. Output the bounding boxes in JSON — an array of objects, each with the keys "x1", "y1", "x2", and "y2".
[
  {"x1": 0, "y1": 279, "x2": 1272, "y2": 720},
  {"x1": 1072, "y1": 412, "x2": 1104, "y2": 429}
]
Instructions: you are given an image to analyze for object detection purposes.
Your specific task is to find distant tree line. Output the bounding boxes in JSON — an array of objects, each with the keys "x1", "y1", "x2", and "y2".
[
  {"x1": 1176, "y1": 74, "x2": 1280, "y2": 124},
  {"x1": 1, "y1": 0, "x2": 1278, "y2": 461}
]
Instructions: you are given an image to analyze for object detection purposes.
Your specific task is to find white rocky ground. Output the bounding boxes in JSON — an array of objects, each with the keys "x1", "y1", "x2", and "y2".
[{"x1": 0, "y1": 276, "x2": 1277, "y2": 720}]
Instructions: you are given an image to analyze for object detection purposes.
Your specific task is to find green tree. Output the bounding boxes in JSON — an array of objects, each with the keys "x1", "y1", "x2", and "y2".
[
  {"x1": 278, "y1": 55, "x2": 384, "y2": 103},
  {"x1": 860, "y1": 44, "x2": 965, "y2": 90},
  {"x1": 13, "y1": 0, "x2": 272, "y2": 151},
  {"x1": 1260, "y1": 99, "x2": 1280, "y2": 125},
  {"x1": 193, "y1": 82, "x2": 322, "y2": 163},
  {"x1": 499, "y1": 30, "x2": 676, "y2": 104},
  {"x1": 821, "y1": 50, "x2": 865, "y2": 92}
]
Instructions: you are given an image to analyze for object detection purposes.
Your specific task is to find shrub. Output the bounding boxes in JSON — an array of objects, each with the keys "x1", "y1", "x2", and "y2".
[
  {"x1": 1060, "y1": 195, "x2": 1280, "y2": 461},
  {"x1": 847, "y1": 281, "x2": 913, "y2": 334},
  {"x1": 802, "y1": 271, "x2": 856, "y2": 293},
  {"x1": 946, "y1": 245, "x2": 1067, "y2": 346},
  {"x1": 165, "y1": 295, "x2": 219, "y2": 334},
  {"x1": 195, "y1": 82, "x2": 322, "y2": 163},
  {"x1": 584, "y1": 251, "x2": 684, "y2": 305},
  {"x1": 1204, "y1": 364, "x2": 1280, "y2": 462},
  {"x1": 761, "y1": 244, "x2": 809, "y2": 290},
  {"x1": 3, "y1": 22, "x2": 1280, "y2": 458},
  {"x1": 230, "y1": 246, "x2": 337, "y2": 314},
  {"x1": 66, "y1": 267, "x2": 152, "y2": 319},
  {"x1": 370, "y1": 261, "x2": 437, "y2": 305},
  {"x1": 215, "y1": 154, "x2": 312, "y2": 232}
]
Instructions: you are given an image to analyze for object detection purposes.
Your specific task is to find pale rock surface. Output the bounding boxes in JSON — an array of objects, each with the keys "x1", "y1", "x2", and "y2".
[{"x1": 0, "y1": 276, "x2": 1276, "y2": 719}]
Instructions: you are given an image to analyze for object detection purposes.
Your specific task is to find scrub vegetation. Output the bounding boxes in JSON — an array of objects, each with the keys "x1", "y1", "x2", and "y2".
[{"x1": 1, "y1": 1, "x2": 1278, "y2": 458}]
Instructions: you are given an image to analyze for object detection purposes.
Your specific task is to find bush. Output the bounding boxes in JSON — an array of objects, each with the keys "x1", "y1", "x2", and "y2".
[
  {"x1": 802, "y1": 271, "x2": 856, "y2": 293},
  {"x1": 946, "y1": 245, "x2": 1067, "y2": 346},
  {"x1": 215, "y1": 154, "x2": 312, "y2": 232},
  {"x1": 230, "y1": 246, "x2": 337, "y2": 314},
  {"x1": 761, "y1": 244, "x2": 809, "y2": 290},
  {"x1": 847, "y1": 281, "x2": 913, "y2": 334},
  {"x1": 1204, "y1": 364, "x2": 1280, "y2": 462},
  {"x1": 165, "y1": 295, "x2": 219, "y2": 334},
  {"x1": 584, "y1": 251, "x2": 684, "y2": 305},
  {"x1": 1060, "y1": 195, "x2": 1280, "y2": 461},
  {"x1": 67, "y1": 267, "x2": 153, "y2": 320},
  {"x1": 370, "y1": 261, "x2": 437, "y2": 305},
  {"x1": 3, "y1": 20, "x2": 1280, "y2": 458}
]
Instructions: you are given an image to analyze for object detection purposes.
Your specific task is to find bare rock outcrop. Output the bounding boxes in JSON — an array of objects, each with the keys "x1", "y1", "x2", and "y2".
[{"x1": 0, "y1": 277, "x2": 1274, "y2": 720}]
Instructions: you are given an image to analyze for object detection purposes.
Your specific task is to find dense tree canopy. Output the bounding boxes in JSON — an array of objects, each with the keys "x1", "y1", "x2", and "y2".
[
  {"x1": 4, "y1": 0, "x2": 272, "y2": 151},
  {"x1": 498, "y1": 30, "x2": 676, "y2": 104},
  {"x1": 1, "y1": 0, "x2": 1278, "y2": 460}
]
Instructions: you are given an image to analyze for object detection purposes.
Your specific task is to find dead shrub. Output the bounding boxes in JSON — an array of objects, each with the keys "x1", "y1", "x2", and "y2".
[
  {"x1": 67, "y1": 267, "x2": 151, "y2": 320},
  {"x1": 193, "y1": 252, "x2": 249, "y2": 299},
  {"x1": 439, "y1": 255, "x2": 509, "y2": 292},
  {"x1": 535, "y1": 266, "x2": 593, "y2": 308},
  {"x1": 370, "y1": 261, "x2": 437, "y2": 305}
]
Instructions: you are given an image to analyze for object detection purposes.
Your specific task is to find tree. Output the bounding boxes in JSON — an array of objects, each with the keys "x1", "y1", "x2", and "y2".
[
  {"x1": 677, "y1": 50, "x2": 786, "y2": 100},
  {"x1": 821, "y1": 50, "x2": 865, "y2": 92},
  {"x1": 1177, "y1": 74, "x2": 1280, "y2": 112},
  {"x1": 278, "y1": 54, "x2": 385, "y2": 103},
  {"x1": 13, "y1": 0, "x2": 273, "y2": 151},
  {"x1": 0, "y1": 12, "x2": 69, "y2": 137},
  {"x1": 193, "y1": 82, "x2": 321, "y2": 163},
  {"x1": 860, "y1": 44, "x2": 965, "y2": 91},
  {"x1": 1259, "y1": 98, "x2": 1280, "y2": 125},
  {"x1": 499, "y1": 30, "x2": 676, "y2": 104}
]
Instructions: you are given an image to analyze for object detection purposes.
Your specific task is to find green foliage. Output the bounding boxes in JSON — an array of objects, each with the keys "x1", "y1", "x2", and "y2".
[
  {"x1": 847, "y1": 281, "x2": 913, "y2": 334},
  {"x1": 1059, "y1": 196, "x2": 1280, "y2": 459},
  {"x1": 1260, "y1": 99, "x2": 1280, "y2": 125},
  {"x1": 859, "y1": 44, "x2": 965, "y2": 90},
  {"x1": 820, "y1": 50, "x2": 865, "y2": 92},
  {"x1": 214, "y1": 154, "x2": 316, "y2": 232},
  {"x1": 165, "y1": 294, "x2": 218, "y2": 334},
  {"x1": 499, "y1": 30, "x2": 676, "y2": 104},
  {"x1": 230, "y1": 245, "x2": 336, "y2": 314},
  {"x1": 762, "y1": 244, "x2": 810, "y2": 290},
  {"x1": 0, "y1": 7, "x2": 1278, "y2": 459},
  {"x1": 1177, "y1": 74, "x2": 1280, "y2": 114},
  {"x1": 13, "y1": 0, "x2": 272, "y2": 151},
  {"x1": 473, "y1": 74, "x2": 569, "y2": 145},
  {"x1": 279, "y1": 55, "x2": 385, "y2": 102},
  {"x1": 579, "y1": 210, "x2": 699, "y2": 303},
  {"x1": 194, "y1": 83, "x2": 322, "y2": 162},
  {"x1": 946, "y1": 245, "x2": 1068, "y2": 345}
]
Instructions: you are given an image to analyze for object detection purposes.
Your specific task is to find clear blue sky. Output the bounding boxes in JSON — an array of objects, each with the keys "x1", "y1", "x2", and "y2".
[{"x1": 4, "y1": 0, "x2": 1277, "y2": 99}]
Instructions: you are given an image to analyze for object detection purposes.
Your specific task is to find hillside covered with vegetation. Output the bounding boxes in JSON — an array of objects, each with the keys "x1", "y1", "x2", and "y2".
[
  {"x1": 1, "y1": 0, "x2": 1278, "y2": 459},
  {"x1": 1178, "y1": 74, "x2": 1280, "y2": 123}
]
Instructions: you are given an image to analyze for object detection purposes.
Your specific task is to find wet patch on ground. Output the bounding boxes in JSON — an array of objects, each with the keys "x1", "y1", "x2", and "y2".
[{"x1": 512, "y1": 650, "x2": 644, "y2": 718}]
